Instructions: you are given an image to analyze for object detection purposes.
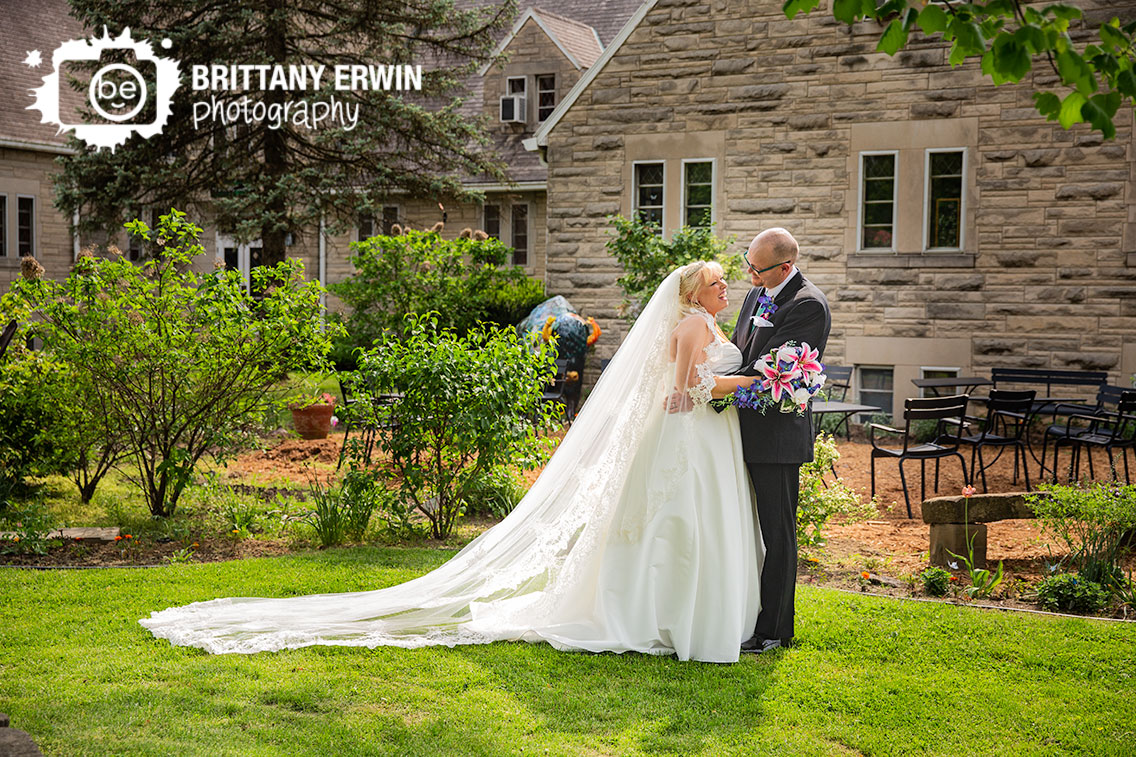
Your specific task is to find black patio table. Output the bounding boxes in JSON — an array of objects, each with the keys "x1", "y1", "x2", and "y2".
[
  {"x1": 812, "y1": 401, "x2": 882, "y2": 436},
  {"x1": 911, "y1": 376, "x2": 992, "y2": 397}
]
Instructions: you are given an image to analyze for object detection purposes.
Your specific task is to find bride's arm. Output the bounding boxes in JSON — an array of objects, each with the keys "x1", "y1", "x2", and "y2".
[{"x1": 710, "y1": 375, "x2": 758, "y2": 399}]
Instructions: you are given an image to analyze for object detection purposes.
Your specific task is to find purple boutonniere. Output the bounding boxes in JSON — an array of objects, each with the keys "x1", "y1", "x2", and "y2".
[{"x1": 755, "y1": 294, "x2": 778, "y2": 321}]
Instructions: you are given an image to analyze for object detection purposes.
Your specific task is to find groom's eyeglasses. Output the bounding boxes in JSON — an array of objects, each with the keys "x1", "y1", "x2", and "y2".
[{"x1": 740, "y1": 254, "x2": 790, "y2": 275}]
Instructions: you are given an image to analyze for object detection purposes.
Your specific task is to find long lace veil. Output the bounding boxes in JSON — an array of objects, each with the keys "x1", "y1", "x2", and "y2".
[{"x1": 140, "y1": 269, "x2": 685, "y2": 654}]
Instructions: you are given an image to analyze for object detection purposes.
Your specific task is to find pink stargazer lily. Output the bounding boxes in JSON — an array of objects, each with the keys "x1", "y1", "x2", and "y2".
[
  {"x1": 791, "y1": 343, "x2": 822, "y2": 376},
  {"x1": 757, "y1": 352, "x2": 801, "y2": 403}
]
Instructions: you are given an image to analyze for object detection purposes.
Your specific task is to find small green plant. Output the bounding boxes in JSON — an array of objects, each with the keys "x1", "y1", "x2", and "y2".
[
  {"x1": 303, "y1": 479, "x2": 348, "y2": 548},
  {"x1": 921, "y1": 566, "x2": 953, "y2": 597},
  {"x1": 797, "y1": 434, "x2": 878, "y2": 548},
  {"x1": 463, "y1": 466, "x2": 527, "y2": 520},
  {"x1": 1028, "y1": 483, "x2": 1136, "y2": 587},
  {"x1": 1033, "y1": 573, "x2": 1110, "y2": 614},
  {"x1": 947, "y1": 486, "x2": 1005, "y2": 599},
  {"x1": 165, "y1": 544, "x2": 198, "y2": 565},
  {"x1": 339, "y1": 467, "x2": 382, "y2": 541}
]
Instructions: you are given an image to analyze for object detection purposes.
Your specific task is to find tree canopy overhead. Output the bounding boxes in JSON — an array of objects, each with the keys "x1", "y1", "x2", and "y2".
[
  {"x1": 785, "y1": 0, "x2": 1136, "y2": 139},
  {"x1": 58, "y1": 0, "x2": 517, "y2": 264}
]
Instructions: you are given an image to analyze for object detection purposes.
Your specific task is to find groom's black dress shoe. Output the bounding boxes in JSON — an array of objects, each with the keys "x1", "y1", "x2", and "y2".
[{"x1": 740, "y1": 636, "x2": 794, "y2": 653}]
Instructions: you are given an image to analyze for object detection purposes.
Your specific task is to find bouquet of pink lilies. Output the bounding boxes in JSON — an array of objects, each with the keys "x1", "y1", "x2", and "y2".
[{"x1": 728, "y1": 341, "x2": 826, "y2": 415}]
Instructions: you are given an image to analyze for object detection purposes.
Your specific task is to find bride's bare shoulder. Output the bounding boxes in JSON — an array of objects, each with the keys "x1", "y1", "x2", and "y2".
[{"x1": 671, "y1": 312, "x2": 714, "y2": 342}]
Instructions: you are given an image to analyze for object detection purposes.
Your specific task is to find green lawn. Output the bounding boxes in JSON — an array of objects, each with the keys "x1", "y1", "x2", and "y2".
[{"x1": 1, "y1": 548, "x2": 1133, "y2": 756}]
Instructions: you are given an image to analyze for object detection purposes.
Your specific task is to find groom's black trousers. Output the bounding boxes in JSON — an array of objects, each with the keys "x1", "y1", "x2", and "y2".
[{"x1": 746, "y1": 462, "x2": 800, "y2": 642}]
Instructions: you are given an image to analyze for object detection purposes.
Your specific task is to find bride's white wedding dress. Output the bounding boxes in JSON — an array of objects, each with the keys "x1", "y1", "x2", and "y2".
[{"x1": 140, "y1": 269, "x2": 763, "y2": 663}]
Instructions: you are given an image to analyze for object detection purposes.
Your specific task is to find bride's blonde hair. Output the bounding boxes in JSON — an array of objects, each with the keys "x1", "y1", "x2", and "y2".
[{"x1": 677, "y1": 261, "x2": 724, "y2": 317}]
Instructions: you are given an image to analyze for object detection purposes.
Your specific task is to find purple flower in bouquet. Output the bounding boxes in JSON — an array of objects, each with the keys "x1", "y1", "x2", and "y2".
[{"x1": 729, "y1": 341, "x2": 826, "y2": 415}]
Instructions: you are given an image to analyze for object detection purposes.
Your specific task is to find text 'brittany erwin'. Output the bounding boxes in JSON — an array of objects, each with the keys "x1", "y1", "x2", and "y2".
[{"x1": 190, "y1": 65, "x2": 424, "y2": 92}]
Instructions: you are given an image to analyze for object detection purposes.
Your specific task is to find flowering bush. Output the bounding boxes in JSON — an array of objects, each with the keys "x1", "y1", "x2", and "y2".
[{"x1": 730, "y1": 342, "x2": 826, "y2": 415}]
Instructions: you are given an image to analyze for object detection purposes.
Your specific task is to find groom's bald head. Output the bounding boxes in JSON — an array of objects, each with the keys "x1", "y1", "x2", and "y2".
[{"x1": 745, "y1": 228, "x2": 799, "y2": 287}]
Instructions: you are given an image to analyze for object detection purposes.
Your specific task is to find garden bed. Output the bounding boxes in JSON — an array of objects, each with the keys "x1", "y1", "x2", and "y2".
[{"x1": 3, "y1": 430, "x2": 1133, "y2": 619}]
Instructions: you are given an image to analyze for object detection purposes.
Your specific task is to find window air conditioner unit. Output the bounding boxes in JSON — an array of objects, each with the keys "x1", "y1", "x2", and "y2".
[{"x1": 500, "y1": 95, "x2": 526, "y2": 123}]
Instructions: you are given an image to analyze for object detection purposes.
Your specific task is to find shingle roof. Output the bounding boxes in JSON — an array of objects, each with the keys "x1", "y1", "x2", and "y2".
[
  {"x1": 529, "y1": 8, "x2": 603, "y2": 69},
  {"x1": 0, "y1": 0, "x2": 86, "y2": 149}
]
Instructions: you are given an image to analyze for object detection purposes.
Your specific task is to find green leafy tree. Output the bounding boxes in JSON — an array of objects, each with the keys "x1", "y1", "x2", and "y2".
[
  {"x1": 329, "y1": 229, "x2": 546, "y2": 366},
  {"x1": 57, "y1": 0, "x2": 516, "y2": 265},
  {"x1": 10, "y1": 210, "x2": 338, "y2": 517},
  {"x1": 604, "y1": 215, "x2": 741, "y2": 323},
  {"x1": 784, "y1": 1, "x2": 1136, "y2": 139},
  {"x1": 345, "y1": 314, "x2": 557, "y2": 539}
]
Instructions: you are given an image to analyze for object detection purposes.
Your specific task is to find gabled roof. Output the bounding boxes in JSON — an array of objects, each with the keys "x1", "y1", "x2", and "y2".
[
  {"x1": 525, "y1": 0, "x2": 659, "y2": 150},
  {"x1": 478, "y1": 7, "x2": 603, "y2": 75}
]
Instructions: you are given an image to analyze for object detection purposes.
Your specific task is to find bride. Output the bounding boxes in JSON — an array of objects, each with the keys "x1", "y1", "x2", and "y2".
[{"x1": 141, "y1": 262, "x2": 764, "y2": 663}]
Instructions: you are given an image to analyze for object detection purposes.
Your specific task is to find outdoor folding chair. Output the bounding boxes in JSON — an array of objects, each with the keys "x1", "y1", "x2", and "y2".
[
  {"x1": 957, "y1": 389, "x2": 1035, "y2": 493},
  {"x1": 1052, "y1": 391, "x2": 1136, "y2": 484},
  {"x1": 1040, "y1": 384, "x2": 1132, "y2": 482},
  {"x1": 820, "y1": 365, "x2": 853, "y2": 438},
  {"x1": 869, "y1": 394, "x2": 970, "y2": 518}
]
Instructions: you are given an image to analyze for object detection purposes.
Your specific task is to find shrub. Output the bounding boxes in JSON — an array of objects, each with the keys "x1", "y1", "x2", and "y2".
[
  {"x1": 328, "y1": 229, "x2": 545, "y2": 367},
  {"x1": 1028, "y1": 483, "x2": 1136, "y2": 587},
  {"x1": 344, "y1": 313, "x2": 558, "y2": 539},
  {"x1": 1034, "y1": 573, "x2": 1110, "y2": 614},
  {"x1": 0, "y1": 339, "x2": 73, "y2": 501},
  {"x1": 797, "y1": 434, "x2": 878, "y2": 548},
  {"x1": 604, "y1": 214, "x2": 740, "y2": 322},
  {"x1": 9, "y1": 210, "x2": 338, "y2": 517},
  {"x1": 463, "y1": 465, "x2": 528, "y2": 520},
  {"x1": 921, "y1": 566, "x2": 953, "y2": 597}
]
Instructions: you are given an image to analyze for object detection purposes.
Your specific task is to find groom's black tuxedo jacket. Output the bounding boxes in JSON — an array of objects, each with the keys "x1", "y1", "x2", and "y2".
[{"x1": 730, "y1": 271, "x2": 831, "y2": 465}]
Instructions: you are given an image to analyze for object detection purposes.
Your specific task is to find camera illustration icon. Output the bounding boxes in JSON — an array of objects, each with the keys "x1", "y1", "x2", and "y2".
[{"x1": 28, "y1": 27, "x2": 181, "y2": 151}]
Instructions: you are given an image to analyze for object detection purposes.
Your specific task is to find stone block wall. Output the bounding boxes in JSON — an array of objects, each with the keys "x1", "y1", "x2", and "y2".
[{"x1": 541, "y1": 0, "x2": 1136, "y2": 410}]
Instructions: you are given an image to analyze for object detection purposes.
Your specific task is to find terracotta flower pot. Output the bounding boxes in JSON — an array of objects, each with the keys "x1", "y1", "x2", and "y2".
[{"x1": 290, "y1": 403, "x2": 335, "y2": 439}]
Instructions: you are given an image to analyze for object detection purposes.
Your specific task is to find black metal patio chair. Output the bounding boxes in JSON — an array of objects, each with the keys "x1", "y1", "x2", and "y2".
[
  {"x1": 819, "y1": 365, "x2": 853, "y2": 438},
  {"x1": 0, "y1": 320, "x2": 17, "y2": 361},
  {"x1": 957, "y1": 389, "x2": 1035, "y2": 493},
  {"x1": 1040, "y1": 385, "x2": 1134, "y2": 482},
  {"x1": 869, "y1": 394, "x2": 970, "y2": 518},
  {"x1": 1052, "y1": 390, "x2": 1136, "y2": 484}
]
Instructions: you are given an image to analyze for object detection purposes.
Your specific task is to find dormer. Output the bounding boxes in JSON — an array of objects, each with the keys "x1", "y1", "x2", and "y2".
[{"x1": 481, "y1": 7, "x2": 603, "y2": 130}]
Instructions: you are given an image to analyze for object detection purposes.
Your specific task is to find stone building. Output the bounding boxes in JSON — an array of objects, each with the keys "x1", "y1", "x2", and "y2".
[{"x1": 528, "y1": 0, "x2": 1136, "y2": 418}]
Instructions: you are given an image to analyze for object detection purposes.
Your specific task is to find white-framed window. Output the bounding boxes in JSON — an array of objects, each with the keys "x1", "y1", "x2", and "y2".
[
  {"x1": 633, "y1": 161, "x2": 665, "y2": 234},
  {"x1": 507, "y1": 76, "x2": 526, "y2": 96},
  {"x1": 511, "y1": 203, "x2": 529, "y2": 266},
  {"x1": 924, "y1": 148, "x2": 966, "y2": 250},
  {"x1": 537, "y1": 74, "x2": 555, "y2": 121},
  {"x1": 0, "y1": 194, "x2": 7, "y2": 257},
  {"x1": 858, "y1": 365, "x2": 894, "y2": 418},
  {"x1": 918, "y1": 366, "x2": 960, "y2": 398},
  {"x1": 217, "y1": 233, "x2": 264, "y2": 294},
  {"x1": 858, "y1": 151, "x2": 897, "y2": 251},
  {"x1": 483, "y1": 204, "x2": 501, "y2": 240},
  {"x1": 682, "y1": 159, "x2": 714, "y2": 228},
  {"x1": 482, "y1": 202, "x2": 530, "y2": 267},
  {"x1": 16, "y1": 195, "x2": 35, "y2": 257}
]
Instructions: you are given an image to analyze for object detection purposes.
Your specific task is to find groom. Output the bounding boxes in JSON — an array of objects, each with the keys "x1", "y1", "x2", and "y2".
[{"x1": 732, "y1": 228, "x2": 830, "y2": 654}]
